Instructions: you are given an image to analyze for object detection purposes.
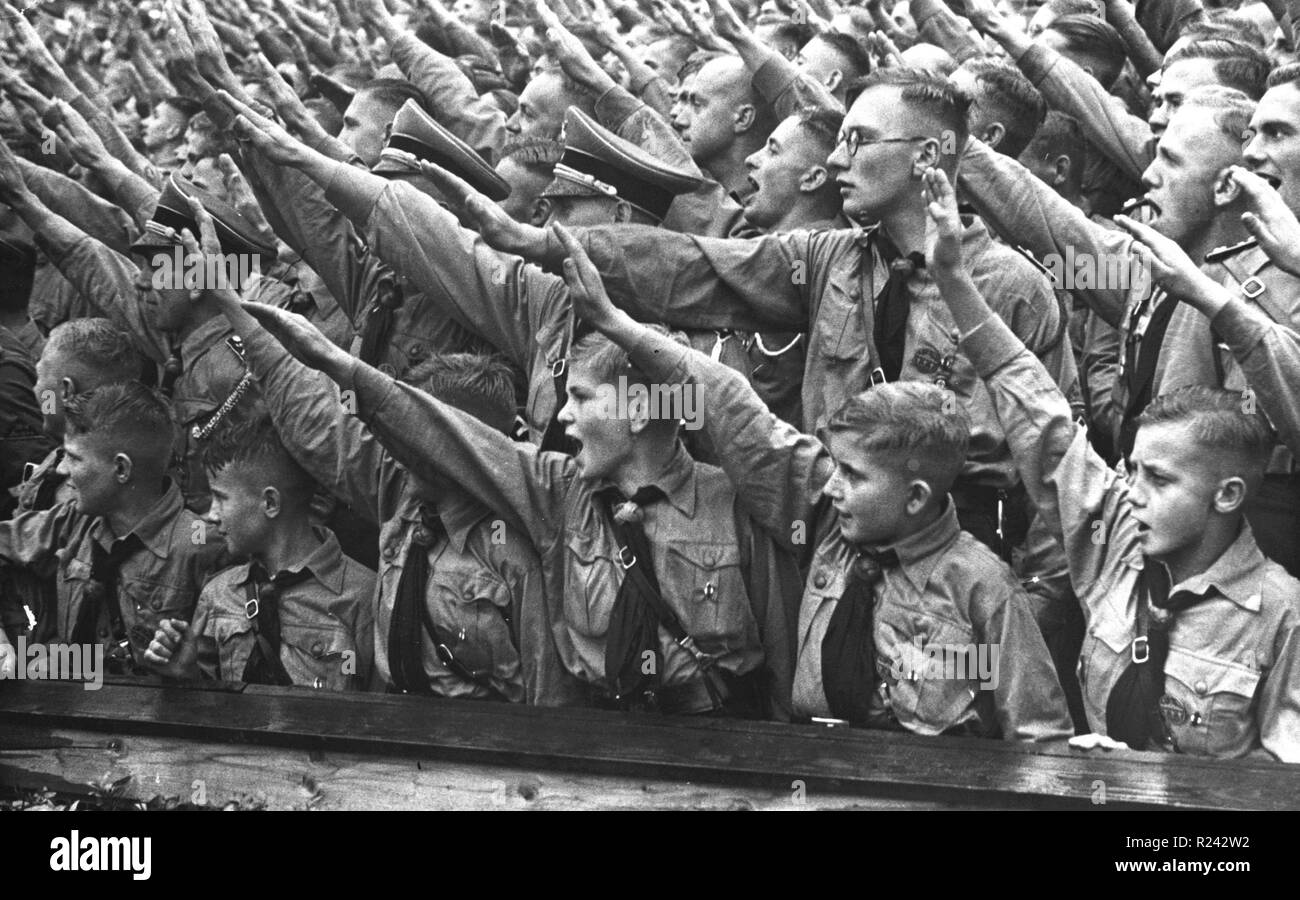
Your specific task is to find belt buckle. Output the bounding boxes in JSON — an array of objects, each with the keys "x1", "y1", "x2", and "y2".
[
  {"x1": 244, "y1": 596, "x2": 259, "y2": 619},
  {"x1": 1131, "y1": 635, "x2": 1149, "y2": 664},
  {"x1": 1241, "y1": 276, "x2": 1266, "y2": 299},
  {"x1": 616, "y1": 545, "x2": 637, "y2": 569},
  {"x1": 870, "y1": 367, "x2": 887, "y2": 386}
]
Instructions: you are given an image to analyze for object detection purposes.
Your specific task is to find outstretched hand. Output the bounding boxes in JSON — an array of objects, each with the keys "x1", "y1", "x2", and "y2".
[
  {"x1": 921, "y1": 167, "x2": 964, "y2": 278},
  {"x1": 1231, "y1": 165, "x2": 1300, "y2": 280}
]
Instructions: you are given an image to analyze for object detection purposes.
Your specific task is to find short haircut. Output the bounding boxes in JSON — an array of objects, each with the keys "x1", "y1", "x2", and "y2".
[
  {"x1": 569, "y1": 326, "x2": 690, "y2": 433},
  {"x1": 1179, "y1": 21, "x2": 1265, "y2": 49},
  {"x1": 1028, "y1": 110, "x2": 1083, "y2": 162},
  {"x1": 678, "y1": 49, "x2": 728, "y2": 81},
  {"x1": 793, "y1": 105, "x2": 846, "y2": 156},
  {"x1": 1136, "y1": 386, "x2": 1276, "y2": 478},
  {"x1": 816, "y1": 31, "x2": 872, "y2": 81},
  {"x1": 849, "y1": 67, "x2": 972, "y2": 148},
  {"x1": 357, "y1": 78, "x2": 431, "y2": 116},
  {"x1": 201, "y1": 412, "x2": 316, "y2": 501},
  {"x1": 1206, "y1": 9, "x2": 1269, "y2": 48},
  {"x1": 403, "y1": 352, "x2": 518, "y2": 435},
  {"x1": 64, "y1": 382, "x2": 175, "y2": 472},
  {"x1": 1046, "y1": 14, "x2": 1127, "y2": 88},
  {"x1": 772, "y1": 22, "x2": 816, "y2": 50},
  {"x1": 499, "y1": 134, "x2": 566, "y2": 177},
  {"x1": 1168, "y1": 39, "x2": 1272, "y2": 100},
  {"x1": 821, "y1": 382, "x2": 972, "y2": 494},
  {"x1": 1266, "y1": 62, "x2": 1300, "y2": 91},
  {"x1": 1177, "y1": 85, "x2": 1256, "y2": 143},
  {"x1": 42, "y1": 318, "x2": 144, "y2": 387},
  {"x1": 1047, "y1": 0, "x2": 1101, "y2": 16},
  {"x1": 960, "y1": 56, "x2": 1047, "y2": 158},
  {"x1": 158, "y1": 96, "x2": 203, "y2": 120}
]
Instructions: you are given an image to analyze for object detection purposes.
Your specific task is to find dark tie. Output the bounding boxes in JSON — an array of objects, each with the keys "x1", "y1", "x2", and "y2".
[
  {"x1": 357, "y1": 273, "x2": 403, "y2": 367},
  {"x1": 821, "y1": 549, "x2": 899, "y2": 725},
  {"x1": 76, "y1": 534, "x2": 145, "y2": 649},
  {"x1": 597, "y1": 485, "x2": 669, "y2": 700},
  {"x1": 240, "y1": 562, "x2": 314, "y2": 685},
  {"x1": 872, "y1": 241, "x2": 925, "y2": 384},
  {"x1": 388, "y1": 504, "x2": 447, "y2": 693},
  {"x1": 1105, "y1": 559, "x2": 1203, "y2": 749}
]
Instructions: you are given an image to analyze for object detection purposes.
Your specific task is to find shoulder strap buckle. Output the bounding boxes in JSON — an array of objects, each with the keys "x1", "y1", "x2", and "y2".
[{"x1": 1131, "y1": 635, "x2": 1149, "y2": 664}]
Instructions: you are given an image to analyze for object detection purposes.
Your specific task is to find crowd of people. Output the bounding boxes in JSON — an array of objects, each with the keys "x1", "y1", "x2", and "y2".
[{"x1": 0, "y1": 0, "x2": 1297, "y2": 765}]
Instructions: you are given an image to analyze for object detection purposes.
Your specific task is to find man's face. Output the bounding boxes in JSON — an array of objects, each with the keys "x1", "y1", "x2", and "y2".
[
  {"x1": 1243, "y1": 81, "x2": 1300, "y2": 215},
  {"x1": 180, "y1": 120, "x2": 218, "y2": 166},
  {"x1": 949, "y1": 66, "x2": 1001, "y2": 147},
  {"x1": 496, "y1": 156, "x2": 553, "y2": 224},
  {"x1": 141, "y1": 102, "x2": 187, "y2": 153},
  {"x1": 822, "y1": 431, "x2": 917, "y2": 546},
  {"x1": 743, "y1": 116, "x2": 826, "y2": 229},
  {"x1": 827, "y1": 86, "x2": 932, "y2": 222},
  {"x1": 57, "y1": 432, "x2": 121, "y2": 519},
  {"x1": 556, "y1": 362, "x2": 632, "y2": 482},
  {"x1": 682, "y1": 57, "x2": 749, "y2": 166},
  {"x1": 1127, "y1": 422, "x2": 1229, "y2": 565},
  {"x1": 1149, "y1": 58, "x2": 1221, "y2": 138},
  {"x1": 338, "y1": 91, "x2": 401, "y2": 167},
  {"x1": 670, "y1": 73, "x2": 697, "y2": 140},
  {"x1": 505, "y1": 72, "x2": 571, "y2": 140},
  {"x1": 1141, "y1": 111, "x2": 1239, "y2": 244},
  {"x1": 1018, "y1": 137, "x2": 1069, "y2": 190},
  {"x1": 133, "y1": 253, "x2": 193, "y2": 332},
  {"x1": 206, "y1": 466, "x2": 273, "y2": 558},
  {"x1": 644, "y1": 38, "x2": 688, "y2": 85}
]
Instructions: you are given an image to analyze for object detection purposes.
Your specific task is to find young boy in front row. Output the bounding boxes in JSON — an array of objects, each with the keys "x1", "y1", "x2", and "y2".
[
  {"x1": 145, "y1": 415, "x2": 376, "y2": 690},
  {"x1": 536, "y1": 228, "x2": 1073, "y2": 739},
  {"x1": 922, "y1": 167, "x2": 1300, "y2": 761},
  {"x1": 0, "y1": 382, "x2": 225, "y2": 679}
]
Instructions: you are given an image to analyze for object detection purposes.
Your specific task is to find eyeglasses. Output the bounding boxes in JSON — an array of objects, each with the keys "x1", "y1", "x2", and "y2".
[{"x1": 836, "y1": 129, "x2": 932, "y2": 158}]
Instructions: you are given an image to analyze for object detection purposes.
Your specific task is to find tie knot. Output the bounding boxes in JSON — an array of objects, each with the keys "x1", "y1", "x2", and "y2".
[
  {"x1": 600, "y1": 485, "x2": 667, "y2": 524},
  {"x1": 853, "y1": 548, "x2": 898, "y2": 583}
]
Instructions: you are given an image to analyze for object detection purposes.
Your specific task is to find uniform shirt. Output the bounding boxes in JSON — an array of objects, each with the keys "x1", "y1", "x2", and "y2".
[
  {"x1": 1211, "y1": 290, "x2": 1300, "y2": 459},
  {"x1": 0, "y1": 325, "x2": 53, "y2": 511},
  {"x1": 192, "y1": 529, "x2": 375, "y2": 691},
  {"x1": 0, "y1": 479, "x2": 225, "y2": 662},
  {"x1": 566, "y1": 214, "x2": 1070, "y2": 490},
  {"x1": 963, "y1": 310, "x2": 1300, "y2": 762},
  {"x1": 343, "y1": 359, "x2": 796, "y2": 717},
  {"x1": 238, "y1": 327, "x2": 554, "y2": 704},
  {"x1": 34, "y1": 231, "x2": 248, "y2": 511},
  {"x1": 620, "y1": 327, "x2": 1072, "y2": 741},
  {"x1": 241, "y1": 252, "x2": 355, "y2": 352},
  {"x1": 389, "y1": 32, "x2": 506, "y2": 164},
  {"x1": 322, "y1": 168, "x2": 753, "y2": 446}
]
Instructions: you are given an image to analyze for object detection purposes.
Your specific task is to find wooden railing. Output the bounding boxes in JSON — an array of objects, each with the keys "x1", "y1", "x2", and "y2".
[{"x1": 2, "y1": 678, "x2": 1297, "y2": 810}]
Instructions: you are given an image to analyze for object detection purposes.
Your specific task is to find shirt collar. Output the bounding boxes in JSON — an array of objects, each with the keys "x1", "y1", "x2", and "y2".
[
  {"x1": 180, "y1": 315, "x2": 234, "y2": 359},
  {"x1": 434, "y1": 488, "x2": 493, "y2": 554},
  {"x1": 875, "y1": 499, "x2": 962, "y2": 593},
  {"x1": 93, "y1": 479, "x2": 185, "y2": 558},
  {"x1": 234, "y1": 527, "x2": 347, "y2": 595},
  {"x1": 1165, "y1": 521, "x2": 1267, "y2": 612},
  {"x1": 594, "y1": 441, "x2": 698, "y2": 517}
]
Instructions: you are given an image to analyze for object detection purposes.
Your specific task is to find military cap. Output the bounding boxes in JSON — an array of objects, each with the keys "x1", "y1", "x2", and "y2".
[
  {"x1": 541, "y1": 108, "x2": 702, "y2": 223},
  {"x1": 371, "y1": 99, "x2": 511, "y2": 202},
  {"x1": 128, "y1": 173, "x2": 277, "y2": 263}
]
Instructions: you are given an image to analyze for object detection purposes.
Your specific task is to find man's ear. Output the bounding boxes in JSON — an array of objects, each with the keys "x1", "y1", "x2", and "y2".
[
  {"x1": 734, "y1": 103, "x2": 757, "y2": 134},
  {"x1": 1213, "y1": 167, "x2": 1243, "y2": 209},
  {"x1": 905, "y1": 479, "x2": 934, "y2": 516},
  {"x1": 1052, "y1": 153, "x2": 1073, "y2": 188},
  {"x1": 262, "y1": 486, "x2": 283, "y2": 519},
  {"x1": 981, "y1": 122, "x2": 1006, "y2": 152},
  {"x1": 626, "y1": 389, "x2": 652, "y2": 435},
  {"x1": 59, "y1": 377, "x2": 77, "y2": 403},
  {"x1": 912, "y1": 138, "x2": 943, "y2": 177},
  {"x1": 613, "y1": 199, "x2": 635, "y2": 224},
  {"x1": 529, "y1": 196, "x2": 553, "y2": 227},
  {"x1": 1213, "y1": 476, "x2": 1249, "y2": 515},
  {"x1": 113, "y1": 452, "x2": 134, "y2": 484},
  {"x1": 824, "y1": 68, "x2": 844, "y2": 94},
  {"x1": 799, "y1": 163, "x2": 829, "y2": 193}
]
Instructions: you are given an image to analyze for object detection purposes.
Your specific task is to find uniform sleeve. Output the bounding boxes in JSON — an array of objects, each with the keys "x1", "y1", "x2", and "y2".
[
  {"x1": 239, "y1": 327, "x2": 385, "y2": 525},
  {"x1": 750, "y1": 52, "x2": 844, "y2": 120},
  {"x1": 326, "y1": 169, "x2": 566, "y2": 371},
  {"x1": 961, "y1": 310, "x2": 1135, "y2": 590},
  {"x1": 1211, "y1": 295, "x2": 1300, "y2": 459},
  {"x1": 17, "y1": 158, "x2": 136, "y2": 256},
  {"x1": 973, "y1": 575, "x2": 1075, "y2": 741},
  {"x1": 390, "y1": 32, "x2": 506, "y2": 163},
  {"x1": 0, "y1": 500, "x2": 80, "y2": 569},
  {"x1": 959, "y1": 138, "x2": 1131, "y2": 328},
  {"x1": 625, "y1": 327, "x2": 832, "y2": 552},
  {"x1": 347, "y1": 359, "x2": 571, "y2": 552},
  {"x1": 578, "y1": 225, "x2": 827, "y2": 331},
  {"x1": 1258, "y1": 614, "x2": 1300, "y2": 763},
  {"x1": 1016, "y1": 43, "x2": 1153, "y2": 184}
]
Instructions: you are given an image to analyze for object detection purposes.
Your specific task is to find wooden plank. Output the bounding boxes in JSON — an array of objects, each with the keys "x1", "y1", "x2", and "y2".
[
  {"x1": 2, "y1": 679, "x2": 1297, "y2": 809},
  {"x1": 0, "y1": 725, "x2": 1018, "y2": 810}
]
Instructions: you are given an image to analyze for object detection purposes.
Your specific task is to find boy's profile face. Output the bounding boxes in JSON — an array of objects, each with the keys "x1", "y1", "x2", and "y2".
[
  {"x1": 557, "y1": 363, "x2": 632, "y2": 482},
  {"x1": 1127, "y1": 421, "x2": 1233, "y2": 562},
  {"x1": 206, "y1": 466, "x2": 274, "y2": 558},
  {"x1": 58, "y1": 432, "x2": 123, "y2": 519},
  {"x1": 823, "y1": 431, "x2": 920, "y2": 546}
]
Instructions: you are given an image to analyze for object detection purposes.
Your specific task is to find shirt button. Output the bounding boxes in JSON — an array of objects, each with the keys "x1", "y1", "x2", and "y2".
[
  {"x1": 311, "y1": 641, "x2": 324, "y2": 655},
  {"x1": 313, "y1": 677, "x2": 326, "y2": 689},
  {"x1": 407, "y1": 344, "x2": 425, "y2": 360},
  {"x1": 1195, "y1": 680, "x2": 1208, "y2": 696},
  {"x1": 382, "y1": 545, "x2": 396, "y2": 560},
  {"x1": 813, "y1": 571, "x2": 828, "y2": 589},
  {"x1": 849, "y1": 287, "x2": 861, "y2": 301},
  {"x1": 151, "y1": 599, "x2": 163, "y2": 611},
  {"x1": 98, "y1": 628, "x2": 109, "y2": 638},
  {"x1": 703, "y1": 550, "x2": 717, "y2": 567}
]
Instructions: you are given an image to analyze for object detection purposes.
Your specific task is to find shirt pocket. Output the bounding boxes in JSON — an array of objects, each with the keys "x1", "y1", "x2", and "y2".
[
  {"x1": 118, "y1": 575, "x2": 198, "y2": 655},
  {"x1": 563, "y1": 530, "x2": 621, "y2": 638},
  {"x1": 1162, "y1": 647, "x2": 1262, "y2": 758},
  {"x1": 211, "y1": 612, "x2": 255, "y2": 683},
  {"x1": 280, "y1": 619, "x2": 361, "y2": 691},
  {"x1": 661, "y1": 541, "x2": 750, "y2": 652},
  {"x1": 427, "y1": 569, "x2": 521, "y2": 683},
  {"x1": 1078, "y1": 612, "x2": 1132, "y2": 706},
  {"x1": 814, "y1": 275, "x2": 871, "y2": 364},
  {"x1": 878, "y1": 608, "x2": 980, "y2": 734}
]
